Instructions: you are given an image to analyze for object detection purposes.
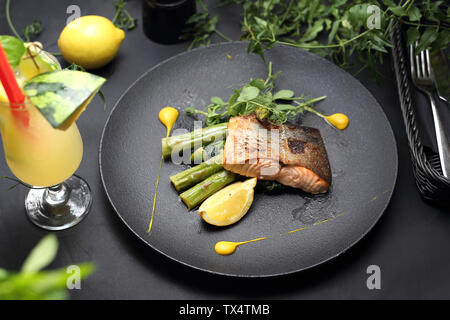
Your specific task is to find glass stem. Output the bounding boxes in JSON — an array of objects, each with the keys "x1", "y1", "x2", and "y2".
[{"x1": 41, "y1": 182, "x2": 71, "y2": 215}]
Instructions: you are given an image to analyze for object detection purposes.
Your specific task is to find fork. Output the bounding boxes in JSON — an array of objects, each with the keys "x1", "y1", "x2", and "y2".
[{"x1": 410, "y1": 43, "x2": 450, "y2": 178}]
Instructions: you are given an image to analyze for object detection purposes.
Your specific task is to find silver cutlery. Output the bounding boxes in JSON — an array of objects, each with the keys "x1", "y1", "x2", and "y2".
[
  {"x1": 410, "y1": 44, "x2": 450, "y2": 178},
  {"x1": 430, "y1": 49, "x2": 450, "y2": 104}
]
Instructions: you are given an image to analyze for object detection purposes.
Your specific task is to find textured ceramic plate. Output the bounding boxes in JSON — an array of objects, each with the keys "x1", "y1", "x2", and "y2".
[{"x1": 99, "y1": 42, "x2": 398, "y2": 277}]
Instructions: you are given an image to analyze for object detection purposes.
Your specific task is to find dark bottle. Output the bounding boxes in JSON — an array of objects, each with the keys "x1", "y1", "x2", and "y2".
[{"x1": 142, "y1": 0, "x2": 196, "y2": 44}]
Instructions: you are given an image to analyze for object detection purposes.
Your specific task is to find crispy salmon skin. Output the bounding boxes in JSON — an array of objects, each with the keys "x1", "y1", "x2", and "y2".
[{"x1": 223, "y1": 114, "x2": 331, "y2": 194}]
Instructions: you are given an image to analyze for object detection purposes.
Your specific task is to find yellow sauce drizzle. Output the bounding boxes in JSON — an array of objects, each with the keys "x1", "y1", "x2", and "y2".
[
  {"x1": 215, "y1": 237, "x2": 269, "y2": 255},
  {"x1": 147, "y1": 107, "x2": 179, "y2": 234},
  {"x1": 215, "y1": 216, "x2": 338, "y2": 256},
  {"x1": 213, "y1": 191, "x2": 387, "y2": 256}
]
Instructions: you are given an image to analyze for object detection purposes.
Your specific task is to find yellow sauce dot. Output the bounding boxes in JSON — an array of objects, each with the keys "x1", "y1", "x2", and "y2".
[
  {"x1": 159, "y1": 106, "x2": 179, "y2": 136},
  {"x1": 215, "y1": 241, "x2": 240, "y2": 255},
  {"x1": 215, "y1": 237, "x2": 268, "y2": 256},
  {"x1": 325, "y1": 113, "x2": 349, "y2": 130}
]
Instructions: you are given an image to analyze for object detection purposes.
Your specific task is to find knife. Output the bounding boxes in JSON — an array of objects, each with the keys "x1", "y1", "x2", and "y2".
[{"x1": 430, "y1": 48, "x2": 450, "y2": 103}]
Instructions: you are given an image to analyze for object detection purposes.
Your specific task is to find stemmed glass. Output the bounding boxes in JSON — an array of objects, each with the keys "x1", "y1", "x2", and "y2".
[{"x1": 0, "y1": 98, "x2": 92, "y2": 230}]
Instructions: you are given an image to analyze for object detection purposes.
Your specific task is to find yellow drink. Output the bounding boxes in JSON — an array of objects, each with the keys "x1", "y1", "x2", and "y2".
[
  {"x1": 0, "y1": 44, "x2": 96, "y2": 230},
  {"x1": 0, "y1": 101, "x2": 83, "y2": 187}
]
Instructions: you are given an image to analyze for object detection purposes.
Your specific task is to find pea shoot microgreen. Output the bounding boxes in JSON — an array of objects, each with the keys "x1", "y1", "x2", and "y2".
[{"x1": 186, "y1": 62, "x2": 327, "y2": 126}]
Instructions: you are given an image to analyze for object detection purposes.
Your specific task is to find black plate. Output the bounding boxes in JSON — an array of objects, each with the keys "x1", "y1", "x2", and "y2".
[{"x1": 99, "y1": 42, "x2": 398, "y2": 277}]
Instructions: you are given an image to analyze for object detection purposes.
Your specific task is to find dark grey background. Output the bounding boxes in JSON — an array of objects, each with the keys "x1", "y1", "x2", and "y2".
[{"x1": 0, "y1": 0, "x2": 449, "y2": 299}]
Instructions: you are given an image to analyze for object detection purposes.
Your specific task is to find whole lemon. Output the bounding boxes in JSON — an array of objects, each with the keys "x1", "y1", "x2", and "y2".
[{"x1": 58, "y1": 15, "x2": 125, "y2": 69}]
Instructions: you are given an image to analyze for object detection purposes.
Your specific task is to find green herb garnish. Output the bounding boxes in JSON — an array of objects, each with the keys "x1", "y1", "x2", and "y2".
[
  {"x1": 186, "y1": 62, "x2": 326, "y2": 126},
  {"x1": 0, "y1": 35, "x2": 26, "y2": 68},
  {"x1": 5, "y1": 0, "x2": 43, "y2": 43},
  {"x1": 0, "y1": 234, "x2": 95, "y2": 300},
  {"x1": 112, "y1": 0, "x2": 137, "y2": 31},
  {"x1": 23, "y1": 20, "x2": 43, "y2": 42},
  {"x1": 180, "y1": 0, "x2": 232, "y2": 50},
  {"x1": 182, "y1": 0, "x2": 450, "y2": 77},
  {"x1": 65, "y1": 62, "x2": 86, "y2": 72}
]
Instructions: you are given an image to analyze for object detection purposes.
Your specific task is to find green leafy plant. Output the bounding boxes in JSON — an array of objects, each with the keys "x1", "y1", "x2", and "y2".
[
  {"x1": 5, "y1": 0, "x2": 43, "y2": 43},
  {"x1": 180, "y1": 0, "x2": 232, "y2": 49},
  {"x1": 182, "y1": 0, "x2": 450, "y2": 76},
  {"x1": 0, "y1": 234, "x2": 95, "y2": 300},
  {"x1": 186, "y1": 62, "x2": 326, "y2": 126},
  {"x1": 0, "y1": 35, "x2": 26, "y2": 68},
  {"x1": 23, "y1": 20, "x2": 43, "y2": 42},
  {"x1": 112, "y1": 0, "x2": 137, "y2": 30}
]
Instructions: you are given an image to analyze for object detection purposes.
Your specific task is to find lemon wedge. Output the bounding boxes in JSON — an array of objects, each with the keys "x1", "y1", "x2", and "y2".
[
  {"x1": 18, "y1": 43, "x2": 60, "y2": 80},
  {"x1": 0, "y1": 43, "x2": 59, "y2": 103},
  {"x1": 198, "y1": 178, "x2": 257, "y2": 226}
]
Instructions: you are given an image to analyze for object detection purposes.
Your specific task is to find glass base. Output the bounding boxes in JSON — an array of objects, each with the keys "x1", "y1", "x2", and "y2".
[{"x1": 25, "y1": 175, "x2": 92, "y2": 231}]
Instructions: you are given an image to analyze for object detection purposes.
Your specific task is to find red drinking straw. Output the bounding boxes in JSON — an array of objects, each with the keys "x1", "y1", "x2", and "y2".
[
  {"x1": 0, "y1": 44, "x2": 25, "y2": 105},
  {"x1": 0, "y1": 43, "x2": 29, "y2": 126}
]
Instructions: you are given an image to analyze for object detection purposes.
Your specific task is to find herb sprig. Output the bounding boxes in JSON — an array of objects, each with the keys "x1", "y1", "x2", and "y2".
[
  {"x1": 180, "y1": 0, "x2": 233, "y2": 50},
  {"x1": 186, "y1": 62, "x2": 326, "y2": 126},
  {"x1": 112, "y1": 0, "x2": 137, "y2": 31},
  {"x1": 182, "y1": 0, "x2": 450, "y2": 77},
  {"x1": 0, "y1": 234, "x2": 94, "y2": 300},
  {"x1": 23, "y1": 20, "x2": 43, "y2": 42}
]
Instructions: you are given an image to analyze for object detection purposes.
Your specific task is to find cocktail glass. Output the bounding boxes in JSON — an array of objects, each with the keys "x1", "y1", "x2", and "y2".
[{"x1": 0, "y1": 97, "x2": 92, "y2": 230}]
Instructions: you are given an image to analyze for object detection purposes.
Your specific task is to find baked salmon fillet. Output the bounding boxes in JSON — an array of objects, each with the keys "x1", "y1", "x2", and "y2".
[{"x1": 222, "y1": 114, "x2": 332, "y2": 194}]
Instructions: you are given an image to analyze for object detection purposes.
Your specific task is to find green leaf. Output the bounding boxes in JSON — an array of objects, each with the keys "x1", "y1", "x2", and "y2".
[
  {"x1": 328, "y1": 20, "x2": 341, "y2": 44},
  {"x1": 381, "y1": 0, "x2": 396, "y2": 7},
  {"x1": 406, "y1": 6, "x2": 422, "y2": 22},
  {"x1": 0, "y1": 268, "x2": 9, "y2": 281},
  {"x1": 249, "y1": 78, "x2": 266, "y2": 90},
  {"x1": 302, "y1": 20, "x2": 324, "y2": 42},
  {"x1": 0, "y1": 263, "x2": 95, "y2": 300},
  {"x1": 210, "y1": 96, "x2": 225, "y2": 105},
  {"x1": 112, "y1": 0, "x2": 137, "y2": 31},
  {"x1": 432, "y1": 30, "x2": 450, "y2": 51},
  {"x1": 21, "y1": 234, "x2": 58, "y2": 273},
  {"x1": 416, "y1": 28, "x2": 439, "y2": 52},
  {"x1": 0, "y1": 35, "x2": 26, "y2": 68},
  {"x1": 273, "y1": 89, "x2": 295, "y2": 100},
  {"x1": 254, "y1": 16, "x2": 268, "y2": 28},
  {"x1": 275, "y1": 104, "x2": 297, "y2": 111},
  {"x1": 185, "y1": 106, "x2": 198, "y2": 116},
  {"x1": 228, "y1": 90, "x2": 240, "y2": 106},
  {"x1": 406, "y1": 27, "x2": 421, "y2": 45},
  {"x1": 23, "y1": 20, "x2": 43, "y2": 42},
  {"x1": 346, "y1": 4, "x2": 370, "y2": 29},
  {"x1": 237, "y1": 86, "x2": 260, "y2": 101},
  {"x1": 389, "y1": 6, "x2": 407, "y2": 17},
  {"x1": 23, "y1": 70, "x2": 106, "y2": 129}
]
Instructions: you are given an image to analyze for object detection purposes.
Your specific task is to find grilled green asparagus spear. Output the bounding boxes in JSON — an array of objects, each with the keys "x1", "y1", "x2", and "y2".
[
  {"x1": 180, "y1": 170, "x2": 236, "y2": 210},
  {"x1": 170, "y1": 154, "x2": 223, "y2": 192},
  {"x1": 189, "y1": 140, "x2": 225, "y2": 163},
  {"x1": 161, "y1": 122, "x2": 227, "y2": 159}
]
